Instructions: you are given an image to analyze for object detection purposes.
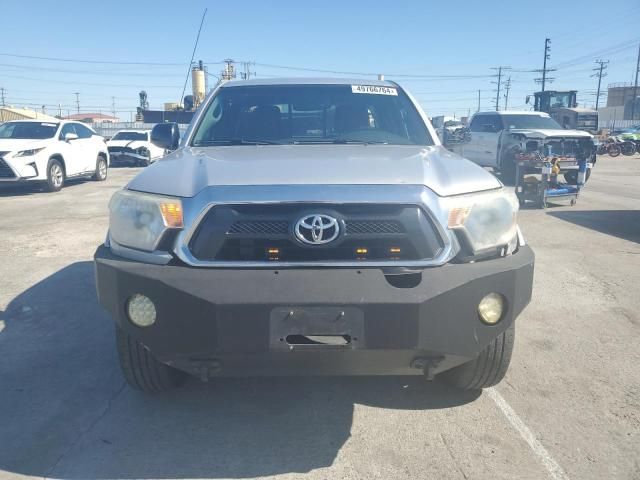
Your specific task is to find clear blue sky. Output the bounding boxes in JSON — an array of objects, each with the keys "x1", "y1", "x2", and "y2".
[{"x1": 1, "y1": 0, "x2": 638, "y2": 119}]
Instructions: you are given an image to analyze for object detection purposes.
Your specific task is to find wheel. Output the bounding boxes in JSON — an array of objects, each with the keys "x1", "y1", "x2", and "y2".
[
  {"x1": 115, "y1": 325, "x2": 186, "y2": 393},
  {"x1": 608, "y1": 144, "x2": 621, "y2": 157},
  {"x1": 442, "y1": 323, "x2": 515, "y2": 390},
  {"x1": 621, "y1": 142, "x2": 636, "y2": 156},
  {"x1": 92, "y1": 155, "x2": 108, "y2": 181},
  {"x1": 570, "y1": 198, "x2": 577, "y2": 206},
  {"x1": 45, "y1": 158, "x2": 65, "y2": 192},
  {"x1": 563, "y1": 168, "x2": 591, "y2": 185}
]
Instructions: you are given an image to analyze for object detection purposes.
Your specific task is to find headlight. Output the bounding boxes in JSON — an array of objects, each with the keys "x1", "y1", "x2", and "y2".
[
  {"x1": 109, "y1": 189, "x2": 183, "y2": 251},
  {"x1": 14, "y1": 147, "x2": 45, "y2": 157},
  {"x1": 446, "y1": 189, "x2": 518, "y2": 255}
]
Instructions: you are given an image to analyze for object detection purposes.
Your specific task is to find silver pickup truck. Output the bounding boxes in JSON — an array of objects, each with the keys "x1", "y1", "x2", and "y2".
[
  {"x1": 449, "y1": 111, "x2": 595, "y2": 185},
  {"x1": 94, "y1": 78, "x2": 534, "y2": 393}
]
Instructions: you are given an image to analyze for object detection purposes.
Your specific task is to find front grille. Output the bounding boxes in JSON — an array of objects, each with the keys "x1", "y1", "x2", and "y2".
[
  {"x1": 346, "y1": 220, "x2": 404, "y2": 235},
  {"x1": 0, "y1": 158, "x2": 16, "y2": 178},
  {"x1": 189, "y1": 203, "x2": 444, "y2": 263},
  {"x1": 227, "y1": 219, "x2": 404, "y2": 236},
  {"x1": 108, "y1": 146, "x2": 134, "y2": 154},
  {"x1": 228, "y1": 220, "x2": 289, "y2": 235}
]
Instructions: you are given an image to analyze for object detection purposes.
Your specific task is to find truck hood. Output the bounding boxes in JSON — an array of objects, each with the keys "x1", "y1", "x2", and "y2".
[
  {"x1": 0, "y1": 139, "x2": 50, "y2": 153},
  {"x1": 126, "y1": 145, "x2": 501, "y2": 198},
  {"x1": 508, "y1": 128, "x2": 593, "y2": 139}
]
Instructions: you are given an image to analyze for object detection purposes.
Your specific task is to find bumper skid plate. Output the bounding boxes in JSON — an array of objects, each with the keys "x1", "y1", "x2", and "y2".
[{"x1": 94, "y1": 245, "x2": 534, "y2": 377}]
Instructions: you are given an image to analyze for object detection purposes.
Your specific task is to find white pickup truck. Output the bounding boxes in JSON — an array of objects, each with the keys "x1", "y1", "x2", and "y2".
[{"x1": 450, "y1": 111, "x2": 595, "y2": 184}]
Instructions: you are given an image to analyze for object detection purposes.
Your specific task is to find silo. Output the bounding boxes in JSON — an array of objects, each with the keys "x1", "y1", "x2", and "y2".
[{"x1": 192, "y1": 66, "x2": 206, "y2": 108}]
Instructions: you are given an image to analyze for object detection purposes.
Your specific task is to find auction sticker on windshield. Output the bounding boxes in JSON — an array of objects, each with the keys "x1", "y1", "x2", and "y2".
[{"x1": 351, "y1": 85, "x2": 398, "y2": 95}]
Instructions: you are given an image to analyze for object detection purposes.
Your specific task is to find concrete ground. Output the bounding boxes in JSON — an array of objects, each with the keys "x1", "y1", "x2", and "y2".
[{"x1": 0, "y1": 157, "x2": 638, "y2": 480}]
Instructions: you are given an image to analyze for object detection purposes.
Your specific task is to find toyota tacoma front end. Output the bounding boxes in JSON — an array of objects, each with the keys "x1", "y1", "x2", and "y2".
[{"x1": 94, "y1": 78, "x2": 534, "y2": 393}]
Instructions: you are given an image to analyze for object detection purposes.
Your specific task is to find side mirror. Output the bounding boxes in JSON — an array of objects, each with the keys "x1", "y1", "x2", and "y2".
[
  {"x1": 151, "y1": 122, "x2": 180, "y2": 151},
  {"x1": 64, "y1": 132, "x2": 79, "y2": 141}
]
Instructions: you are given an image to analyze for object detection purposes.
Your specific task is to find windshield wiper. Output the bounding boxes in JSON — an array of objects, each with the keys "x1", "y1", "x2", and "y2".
[
  {"x1": 289, "y1": 138, "x2": 389, "y2": 145},
  {"x1": 332, "y1": 138, "x2": 389, "y2": 145},
  {"x1": 193, "y1": 138, "x2": 281, "y2": 146}
]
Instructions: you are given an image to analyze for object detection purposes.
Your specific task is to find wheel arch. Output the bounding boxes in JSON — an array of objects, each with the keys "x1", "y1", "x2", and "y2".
[{"x1": 48, "y1": 154, "x2": 66, "y2": 176}]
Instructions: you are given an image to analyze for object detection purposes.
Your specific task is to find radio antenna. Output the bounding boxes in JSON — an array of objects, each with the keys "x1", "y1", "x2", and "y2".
[{"x1": 179, "y1": 8, "x2": 207, "y2": 110}]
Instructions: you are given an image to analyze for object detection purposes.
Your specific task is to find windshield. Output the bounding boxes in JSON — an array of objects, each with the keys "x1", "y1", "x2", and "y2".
[
  {"x1": 0, "y1": 121, "x2": 59, "y2": 139},
  {"x1": 502, "y1": 115, "x2": 562, "y2": 130},
  {"x1": 111, "y1": 131, "x2": 147, "y2": 141},
  {"x1": 191, "y1": 84, "x2": 433, "y2": 146}
]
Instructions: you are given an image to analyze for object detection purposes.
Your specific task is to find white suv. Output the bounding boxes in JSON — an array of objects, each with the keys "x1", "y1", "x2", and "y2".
[{"x1": 0, "y1": 119, "x2": 110, "y2": 191}]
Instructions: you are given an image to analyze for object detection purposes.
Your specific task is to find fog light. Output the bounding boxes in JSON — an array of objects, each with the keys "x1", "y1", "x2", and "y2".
[
  {"x1": 478, "y1": 293, "x2": 505, "y2": 325},
  {"x1": 126, "y1": 294, "x2": 157, "y2": 327}
]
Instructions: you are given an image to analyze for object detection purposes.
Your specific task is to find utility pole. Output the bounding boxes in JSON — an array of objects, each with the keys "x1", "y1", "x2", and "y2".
[
  {"x1": 504, "y1": 77, "x2": 512, "y2": 110},
  {"x1": 221, "y1": 59, "x2": 236, "y2": 81},
  {"x1": 74, "y1": 92, "x2": 80, "y2": 114},
  {"x1": 592, "y1": 60, "x2": 609, "y2": 111},
  {"x1": 541, "y1": 38, "x2": 550, "y2": 92},
  {"x1": 631, "y1": 43, "x2": 640, "y2": 121},
  {"x1": 240, "y1": 61, "x2": 255, "y2": 80},
  {"x1": 111, "y1": 96, "x2": 116, "y2": 117},
  {"x1": 535, "y1": 38, "x2": 556, "y2": 92},
  {"x1": 477, "y1": 89, "x2": 481, "y2": 112},
  {"x1": 491, "y1": 67, "x2": 511, "y2": 111},
  {"x1": 58, "y1": 103, "x2": 62, "y2": 118},
  {"x1": 0, "y1": 87, "x2": 5, "y2": 106}
]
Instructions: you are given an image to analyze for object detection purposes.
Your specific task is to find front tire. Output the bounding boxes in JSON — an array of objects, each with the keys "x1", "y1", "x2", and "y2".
[
  {"x1": 45, "y1": 158, "x2": 65, "y2": 192},
  {"x1": 442, "y1": 323, "x2": 515, "y2": 390},
  {"x1": 115, "y1": 326, "x2": 186, "y2": 393},
  {"x1": 92, "y1": 155, "x2": 108, "y2": 181}
]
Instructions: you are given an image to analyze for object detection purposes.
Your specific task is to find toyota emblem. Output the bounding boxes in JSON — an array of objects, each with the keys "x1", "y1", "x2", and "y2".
[{"x1": 294, "y1": 214, "x2": 340, "y2": 245}]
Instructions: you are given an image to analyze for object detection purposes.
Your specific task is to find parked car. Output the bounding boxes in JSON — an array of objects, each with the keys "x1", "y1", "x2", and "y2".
[
  {"x1": 95, "y1": 78, "x2": 534, "y2": 393},
  {"x1": 106, "y1": 129, "x2": 164, "y2": 166},
  {"x1": 450, "y1": 111, "x2": 595, "y2": 185},
  {"x1": 0, "y1": 120, "x2": 109, "y2": 191}
]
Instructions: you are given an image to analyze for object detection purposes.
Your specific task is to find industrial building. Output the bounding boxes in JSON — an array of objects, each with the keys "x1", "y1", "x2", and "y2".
[
  {"x1": 598, "y1": 82, "x2": 640, "y2": 123},
  {"x1": 0, "y1": 107, "x2": 59, "y2": 123}
]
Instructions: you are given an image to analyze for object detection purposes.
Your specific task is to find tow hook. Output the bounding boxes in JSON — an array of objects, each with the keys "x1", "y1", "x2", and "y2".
[
  {"x1": 192, "y1": 359, "x2": 223, "y2": 382},
  {"x1": 411, "y1": 356, "x2": 444, "y2": 381}
]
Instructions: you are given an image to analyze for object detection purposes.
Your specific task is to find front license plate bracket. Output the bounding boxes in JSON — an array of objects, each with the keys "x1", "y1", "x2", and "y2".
[{"x1": 270, "y1": 306, "x2": 364, "y2": 350}]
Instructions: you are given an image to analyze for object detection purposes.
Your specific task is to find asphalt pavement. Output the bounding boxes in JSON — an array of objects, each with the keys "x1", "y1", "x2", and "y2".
[{"x1": 0, "y1": 157, "x2": 638, "y2": 480}]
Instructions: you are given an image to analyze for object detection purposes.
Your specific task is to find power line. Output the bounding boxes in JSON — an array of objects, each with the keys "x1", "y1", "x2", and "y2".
[
  {"x1": 0, "y1": 62, "x2": 185, "y2": 77},
  {"x1": 553, "y1": 37, "x2": 640, "y2": 69},
  {"x1": 251, "y1": 61, "x2": 493, "y2": 79},
  {"x1": 0, "y1": 73, "x2": 180, "y2": 89},
  {"x1": 0, "y1": 52, "x2": 189, "y2": 66}
]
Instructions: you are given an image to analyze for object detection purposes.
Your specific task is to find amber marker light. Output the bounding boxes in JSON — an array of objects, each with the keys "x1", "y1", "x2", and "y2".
[{"x1": 159, "y1": 201, "x2": 184, "y2": 228}]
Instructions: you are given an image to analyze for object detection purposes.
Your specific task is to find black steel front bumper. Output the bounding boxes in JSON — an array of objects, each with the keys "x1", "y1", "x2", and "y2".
[{"x1": 94, "y1": 245, "x2": 534, "y2": 377}]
